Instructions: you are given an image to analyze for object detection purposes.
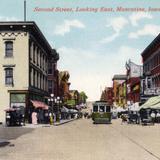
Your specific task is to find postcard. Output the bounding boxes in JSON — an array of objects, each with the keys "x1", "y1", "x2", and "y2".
[{"x1": 0, "y1": 0, "x2": 160, "y2": 160}]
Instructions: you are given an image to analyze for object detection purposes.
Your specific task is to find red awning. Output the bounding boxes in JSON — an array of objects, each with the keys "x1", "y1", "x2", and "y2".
[
  {"x1": 4, "y1": 108, "x2": 16, "y2": 112},
  {"x1": 31, "y1": 100, "x2": 49, "y2": 110}
]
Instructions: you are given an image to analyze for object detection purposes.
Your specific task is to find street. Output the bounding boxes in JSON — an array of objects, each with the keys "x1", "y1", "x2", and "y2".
[{"x1": 0, "y1": 119, "x2": 160, "y2": 160}]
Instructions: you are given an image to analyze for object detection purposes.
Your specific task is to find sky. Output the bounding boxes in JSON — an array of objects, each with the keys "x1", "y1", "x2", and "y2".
[{"x1": 1, "y1": 0, "x2": 160, "y2": 101}]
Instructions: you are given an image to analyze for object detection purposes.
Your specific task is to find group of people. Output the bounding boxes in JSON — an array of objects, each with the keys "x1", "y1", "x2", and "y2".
[
  {"x1": 120, "y1": 109, "x2": 160, "y2": 125},
  {"x1": 31, "y1": 110, "x2": 56, "y2": 125},
  {"x1": 150, "y1": 111, "x2": 160, "y2": 124}
]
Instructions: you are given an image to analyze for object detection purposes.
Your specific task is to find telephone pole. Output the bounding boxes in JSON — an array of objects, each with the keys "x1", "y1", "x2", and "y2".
[{"x1": 24, "y1": 0, "x2": 26, "y2": 21}]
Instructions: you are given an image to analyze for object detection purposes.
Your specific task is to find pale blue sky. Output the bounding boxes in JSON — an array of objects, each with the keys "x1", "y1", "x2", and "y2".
[{"x1": 1, "y1": 0, "x2": 160, "y2": 100}]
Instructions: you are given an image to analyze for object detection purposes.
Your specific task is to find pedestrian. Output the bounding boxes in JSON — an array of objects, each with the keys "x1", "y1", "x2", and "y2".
[
  {"x1": 44, "y1": 111, "x2": 49, "y2": 124},
  {"x1": 121, "y1": 114, "x2": 127, "y2": 124},
  {"x1": 49, "y1": 113, "x2": 53, "y2": 125},
  {"x1": 150, "y1": 111, "x2": 156, "y2": 125},
  {"x1": 32, "y1": 111, "x2": 37, "y2": 125},
  {"x1": 156, "y1": 111, "x2": 160, "y2": 123}
]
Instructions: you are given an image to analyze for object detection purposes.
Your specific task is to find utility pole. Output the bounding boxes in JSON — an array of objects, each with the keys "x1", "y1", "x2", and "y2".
[{"x1": 24, "y1": 0, "x2": 26, "y2": 21}]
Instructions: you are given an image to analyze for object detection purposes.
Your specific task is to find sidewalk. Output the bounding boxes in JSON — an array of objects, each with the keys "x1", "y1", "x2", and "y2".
[
  {"x1": 54, "y1": 118, "x2": 77, "y2": 126},
  {"x1": 23, "y1": 118, "x2": 78, "y2": 128}
]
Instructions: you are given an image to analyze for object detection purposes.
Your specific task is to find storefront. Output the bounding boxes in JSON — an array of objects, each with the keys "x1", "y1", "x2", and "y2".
[{"x1": 8, "y1": 90, "x2": 50, "y2": 124}]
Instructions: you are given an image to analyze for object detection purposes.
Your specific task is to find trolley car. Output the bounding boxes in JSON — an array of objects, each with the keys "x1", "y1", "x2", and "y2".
[{"x1": 92, "y1": 101, "x2": 112, "y2": 124}]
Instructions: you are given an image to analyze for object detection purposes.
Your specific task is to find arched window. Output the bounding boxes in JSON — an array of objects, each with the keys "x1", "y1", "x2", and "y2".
[{"x1": 5, "y1": 41, "x2": 13, "y2": 57}]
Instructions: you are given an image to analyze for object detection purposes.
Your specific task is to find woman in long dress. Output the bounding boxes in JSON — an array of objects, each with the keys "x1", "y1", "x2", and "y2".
[{"x1": 32, "y1": 111, "x2": 37, "y2": 125}]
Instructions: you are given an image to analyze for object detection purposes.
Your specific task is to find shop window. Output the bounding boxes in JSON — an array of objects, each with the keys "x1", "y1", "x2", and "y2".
[{"x1": 11, "y1": 94, "x2": 25, "y2": 103}]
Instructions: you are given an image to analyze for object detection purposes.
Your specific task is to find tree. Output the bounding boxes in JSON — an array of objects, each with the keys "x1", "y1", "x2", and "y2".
[{"x1": 79, "y1": 91, "x2": 88, "y2": 104}]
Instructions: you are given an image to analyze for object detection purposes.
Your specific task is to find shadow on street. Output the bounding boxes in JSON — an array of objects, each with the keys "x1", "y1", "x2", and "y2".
[{"x1": 0, "y1": 126, "x2": 34, "y2": 140}]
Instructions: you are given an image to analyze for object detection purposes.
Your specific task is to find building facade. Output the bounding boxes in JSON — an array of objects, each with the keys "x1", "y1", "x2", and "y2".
[
  {"x1": 58, "y1": 71, "x2": 71, "y2": 102},
  {"x1": 48, "y1": 49, "x2": 59, "y2": 97},
  {"x1": 125, "y1": 60, "x2": 143, "y2": 104},
  {"x1": 100, "y1": 87, "x2": 113, "y2": 105},
  {"x1": 0, "y1": 21, "x2": 58, "y2": 123},
  {"x1": 112, "y1": 74, "x2": 127, "y2": 107},
  {"x1": 141, "y1": 34, "x2": 160, "y2": 102}
]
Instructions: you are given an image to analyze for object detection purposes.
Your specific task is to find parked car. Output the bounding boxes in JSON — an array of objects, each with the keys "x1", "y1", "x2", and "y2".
[{"x1": 5, "y1": 106, "x2": 25, "y2": 126}]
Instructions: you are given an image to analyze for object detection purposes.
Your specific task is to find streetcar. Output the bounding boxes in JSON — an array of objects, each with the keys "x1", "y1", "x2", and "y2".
[{"x1": 91, "y1": 101, "x2": 112, "y2": 124}]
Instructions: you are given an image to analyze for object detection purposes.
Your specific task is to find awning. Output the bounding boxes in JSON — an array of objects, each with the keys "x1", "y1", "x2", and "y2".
[
  {"x1": 128, "y1": 103, "x2": 140, "y2": 111},
  {"x1": 4, "y1": 108, "x2": 16, "y2": 112},
  {"x1": 149, "y1": 103, "x2": 160, "y2": 109},
  {"x1": 140, "y1": 96, "x2": 160, "y2": 109},
  {"x1": 61, "y1": 106, "x2": 69, "y2": 113},
  {"x1": 116, "y1": 107, "x2": 126, "y2": 112},
  {"x1": 76, "y1": 105, "x2": 83, "y2": 110},
  {"x1": 69, "y1": 109, "x2": 78, "y2": 113},
  {"x1": 31, "y1": 100, "x2": 49, "y2": 110}
]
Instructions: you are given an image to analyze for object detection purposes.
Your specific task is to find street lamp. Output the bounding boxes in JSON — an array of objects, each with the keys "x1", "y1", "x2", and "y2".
[
  {"x1": 48, "y1": 93, "x2": 54, "y2": 124},
  {"x1": 55, "y1": 96, "x2": 61, "y2": 122}
]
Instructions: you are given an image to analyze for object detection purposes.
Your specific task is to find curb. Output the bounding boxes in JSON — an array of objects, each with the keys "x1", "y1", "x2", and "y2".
[
  {"x1": 54, "y1": 118, "x2": 78, "y2": 126},
  {"x1": 0, "y1": 139, "x2": 10, "y2": 147}
]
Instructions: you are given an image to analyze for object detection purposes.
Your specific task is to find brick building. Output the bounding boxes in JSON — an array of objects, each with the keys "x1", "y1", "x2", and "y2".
[
  {"x1": 141, "y1": 33, "x2": 160, "y2": 102},
  {"x1": 112, "y1": 74, "x2": 127, "y2": 107},
  {"x1": 125, "y1": 60, "x2": 143, "y2": 104},
  {"x1": 100, "y1": 87, "x2": 113, "y2": 105}
]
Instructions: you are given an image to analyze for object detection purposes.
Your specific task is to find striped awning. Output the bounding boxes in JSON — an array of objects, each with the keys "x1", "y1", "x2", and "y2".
[
  {"x1": 140, "y1": 96, "x2": 160, "y2": 109},
  {"x1": 31, "y1": 100, "x2": 49, "y2": 110}
]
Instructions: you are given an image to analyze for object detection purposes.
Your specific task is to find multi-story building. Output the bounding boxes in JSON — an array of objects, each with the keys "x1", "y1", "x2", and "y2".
[
  {"x1": 0, "y1": 21, "x2": 58, "y2": 123},
  {"x1": 118, "y1": 81, "x2": 127, "y2": 107},
  {"x1": 59, "y1": 71, "x2": 71, "y2": 102},
  {"x1": 125, "y1": 60, "x2": 143, "y2": 104},
  {"x1": 141, "y1": 34, "x2": 160, "y2": 102},
  {"x1": 48, "y1": 49, "x2": 59, "y2": 97},
  {"x1": 112, "y1": 74, "x2": 127, "y2": 107},
  {"x1": 100, "y1": 87, "x2": 113, "y2": 105}
]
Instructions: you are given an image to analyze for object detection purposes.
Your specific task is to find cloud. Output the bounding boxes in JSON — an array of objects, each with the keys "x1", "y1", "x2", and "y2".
[
  {"x1": 57, "y1": 46, "x2": 104, "y2": 101},
  {"x1": 0, "y1": 16, "x2": 19, "y2": 21},
  {"x1": 54, "y1": 19, "x2": 85, "y2": 36},
  {"x1": 117, "y1": 46, "x2": 142, "y2": 65},
  {"x1": 100, "y1": 16, "x2": 128, "y2": 44},
  {"x1": 129, "y1": 12, "x2": 152, "y2": 26},
  {"x1": 100, "y1": 32, "x2": 119, "y2": 44},
  {"x1": 106, "y1": 16, "x2": 129, "y2": 33},
  {"x1": 57, "y1": 45, "x2": 141, "y2": 101},
  {"x1": 129, "y1": 24, "x2": 160, "y2": 39}
]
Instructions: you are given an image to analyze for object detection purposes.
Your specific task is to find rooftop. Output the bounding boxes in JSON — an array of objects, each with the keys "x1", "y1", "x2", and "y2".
[
  {"x1": 141, "y1": 33, "x2": 160, "y2": 56},
  {"x1": 112, "y1": 74, "x2": 127, "y2": 80},
  {"x1": 0, "y1": 21, "x2": 58, "y2": 59}
]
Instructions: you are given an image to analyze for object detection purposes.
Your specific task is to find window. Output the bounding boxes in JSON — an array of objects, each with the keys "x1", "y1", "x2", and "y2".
[
  {"x1": 5, "y1": 68, "x2": 13, "y2": 85},
  {"x1": 99, "y1": 106, "x2": 105, "y2": 112},
  {"x1": 33, "y1": 45, "x2": 35, "y2": 62},
  {"x1": 48, "y1": 80, "x2": 53, "y2": 93},
  {"x1": 148, "y1": 78, "x2": 151, "y2": 88},
  {"x1": 93, "y1": 105, "x2": 98, "y2": 112},
  {"x1": 5, "y1": 41, "x2": 13, "y2": 57},
  {"x1": 48, "y1": 63, "x2": 53, "y2": 74},
  {"x1": 106, "y1": 106, "x2": 111, "y2": 112}
]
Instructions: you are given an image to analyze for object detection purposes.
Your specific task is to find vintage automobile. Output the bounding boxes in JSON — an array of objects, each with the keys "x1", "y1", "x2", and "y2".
[
  {"x1": 5, "y1": 106, "x2": 25, "y2": 126},
  {"x1": 92, "y1": 101, "x2": 112, "y2": 124}
]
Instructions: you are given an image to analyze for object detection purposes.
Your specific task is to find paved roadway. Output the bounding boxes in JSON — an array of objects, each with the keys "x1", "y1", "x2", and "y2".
[{"x1": 0, "y1": 119, "x2": 160, "y2": 160}]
